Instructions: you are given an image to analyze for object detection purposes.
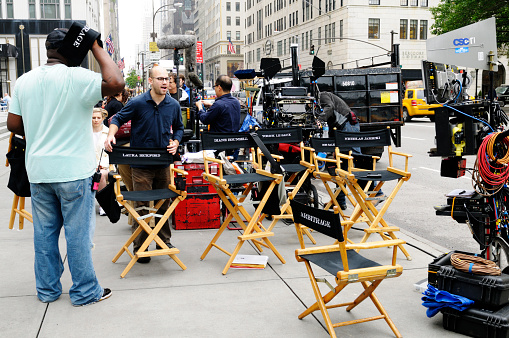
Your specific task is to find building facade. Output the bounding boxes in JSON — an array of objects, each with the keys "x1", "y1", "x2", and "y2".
[
  {"x1": 243, "y1": 0, "x2": 438, "y2": 84},
  {"x1": 194, "y1": 0, "x2": 244, "y2": 87},
  {"x1": 243, "y1": 0, "x2": 507, "y2": 95},
  {"x1": 0, "y1": 0, "x2": 114, "y2": 94}
]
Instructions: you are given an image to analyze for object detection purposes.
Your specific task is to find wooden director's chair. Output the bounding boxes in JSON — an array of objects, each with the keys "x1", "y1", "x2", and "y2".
[
  {"x1": 200, "y1": 131, "x2": 286, "y2": 274},
  {"x1": 310, "y1": 137, "x2": 360, "y2": 222},
  {"x1": 291, "y1": 199, "x2": 404, "y2": 338},
  {"x1": 6, "y1": 133, "x2": 32, "y2": 230},
  {"x1": 108, "y1": 146, "x2": 188, "y2": 278},
  {"x1": 254, "y1": 127, "x2": 316, "y2": 243},
  {"x1": 333, "y1": 128, "x2": 412, "y2": 260}
]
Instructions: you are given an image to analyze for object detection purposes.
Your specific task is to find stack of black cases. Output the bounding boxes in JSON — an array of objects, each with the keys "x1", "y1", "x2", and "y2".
[{"x1": 428, "y1": 251, "x2": 509, "y2": 338}]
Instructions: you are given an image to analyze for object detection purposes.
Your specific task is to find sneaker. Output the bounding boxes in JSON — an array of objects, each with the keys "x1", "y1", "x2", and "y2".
[
  {"x1": 99, "y1": 207, "x2": 106, "y2": 216},
  {"x1": 156, "y1": 242, "x2": 175, "y2": 250},
  {"x1": 73, "y1": 288, "x2": 112, "y2": 307},
  {"x1": 137, "y1": 256, "x2": 151, "y2": 263}
]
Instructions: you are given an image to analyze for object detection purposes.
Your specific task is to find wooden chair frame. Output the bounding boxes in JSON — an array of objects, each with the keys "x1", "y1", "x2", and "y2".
[
  {"x1": 108, "y1": 146, "x2": 188, "y2": 278},
  {"x1": 200, "y1": 131, "x2": 286, "y2": 274},
  {"x1": 6, "y1": 133, "x2": 33, "y2": 230},
  {"x1": 253, "y1": 127, "x2": 316, "y2": 243},
  {"x1": 332, "y1": 128, "x2": 412, "y2": 260},
  {"x1": 292, "y1": 200, "x2": 404, "y2": 338}
]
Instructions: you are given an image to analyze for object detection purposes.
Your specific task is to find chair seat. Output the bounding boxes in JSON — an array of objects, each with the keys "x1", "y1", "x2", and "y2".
[
  {"x1": 354, "y1": 170, "x2": 402, "y2": 182},
  {"x1": 224, "y1": 173, "x2": 275, "y2": 184},
  {"x1": 301, "y1": 250, "x2": 381, "y2": 276},
  {"x1": 281, "y1": 163, "x2": 306, "y2": 173},
  {"x1": 122, "y1": 189, "x2": 179, "y2": 202}
]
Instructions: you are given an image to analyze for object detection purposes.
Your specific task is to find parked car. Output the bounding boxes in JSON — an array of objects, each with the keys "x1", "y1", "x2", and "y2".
[
  {"x1": 496, "y1": 85, "x2": 509, "y2": 107},
  {"x1": 402, "y1": 88, "x2": 441, "y2": 122}
]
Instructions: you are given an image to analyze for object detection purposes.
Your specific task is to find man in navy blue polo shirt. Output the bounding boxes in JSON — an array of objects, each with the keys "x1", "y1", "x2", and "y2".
[
  {"x1": 195, "y1": 75, "x2": 240, "y2": 133},
  {"x1": 105, "y1": 66, "x2": 184, "y2": 263}
]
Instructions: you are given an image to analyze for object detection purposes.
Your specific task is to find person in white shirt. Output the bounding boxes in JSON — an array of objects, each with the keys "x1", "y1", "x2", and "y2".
[{"x1": 92, "y1": 108, "x2": 110, "y2": 216}]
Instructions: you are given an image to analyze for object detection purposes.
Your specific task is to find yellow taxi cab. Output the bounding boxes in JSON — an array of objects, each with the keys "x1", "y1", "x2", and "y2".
[{"x1": 402, "y1": 88, "x2": 441, "y2": 122}]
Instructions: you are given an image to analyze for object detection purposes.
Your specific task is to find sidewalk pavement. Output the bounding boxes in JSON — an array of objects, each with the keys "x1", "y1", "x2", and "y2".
[{"x1": 0, "y1": 153, "x2": 464, "y2": 337}]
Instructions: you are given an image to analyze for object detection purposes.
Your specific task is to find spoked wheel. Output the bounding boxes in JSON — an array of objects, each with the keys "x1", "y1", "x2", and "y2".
[{"x1": 492, "y1": 237, "x2": 509, "y2": 271}]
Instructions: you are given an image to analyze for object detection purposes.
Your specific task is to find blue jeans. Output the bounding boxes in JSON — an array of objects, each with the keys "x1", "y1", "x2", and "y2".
[{"x1": 30, "y1": 177, "x2": 103, "y2": 306}]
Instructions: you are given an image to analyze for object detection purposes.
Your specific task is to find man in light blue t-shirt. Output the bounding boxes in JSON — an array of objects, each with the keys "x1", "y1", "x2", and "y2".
[{"x1": 7, "y1": 28, "x2": 124, "y2": 307}]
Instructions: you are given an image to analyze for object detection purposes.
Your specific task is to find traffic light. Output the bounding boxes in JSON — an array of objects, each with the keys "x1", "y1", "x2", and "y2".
[
  {"x1": 309, "y1": 44, "x2": 315, "y2": 55},
  {"x1": 179, "y1": 53, "x2": 184, "y2": 63}
]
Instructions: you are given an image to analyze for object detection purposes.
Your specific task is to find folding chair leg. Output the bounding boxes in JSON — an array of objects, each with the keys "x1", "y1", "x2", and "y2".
[
  {"x1": 8, "y1": 194, "x2": 20, "y2": 230},
  {"x1": 364, "y1": 281, "x2": 403, "y2": 338}
]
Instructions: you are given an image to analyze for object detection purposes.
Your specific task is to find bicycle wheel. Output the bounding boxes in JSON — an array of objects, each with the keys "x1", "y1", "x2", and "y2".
[{"x1": 307, "y1": 183, "x2": 319, "y2": 208}]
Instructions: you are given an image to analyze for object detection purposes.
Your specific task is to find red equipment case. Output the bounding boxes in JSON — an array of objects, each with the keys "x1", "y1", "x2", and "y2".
[{"x1": 172, "y1": 163, "x2": 221, "y2": 230}]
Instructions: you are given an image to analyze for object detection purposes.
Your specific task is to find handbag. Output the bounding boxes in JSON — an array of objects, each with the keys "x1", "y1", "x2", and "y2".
[
  {"x1": 6, "y1": 136, "x2": 31, "y2": 197},
  {"x1": 108, "y1": 115, "x2": 131, "y2": 139}
]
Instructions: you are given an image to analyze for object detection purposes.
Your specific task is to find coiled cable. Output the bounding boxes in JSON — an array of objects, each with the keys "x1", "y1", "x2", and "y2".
[
  {"x1": 451, "y1": 253, "x2": 501, "y2": 276},
  {"x1": 472, "y1": 132, "x2": 509, "y2": 196}
]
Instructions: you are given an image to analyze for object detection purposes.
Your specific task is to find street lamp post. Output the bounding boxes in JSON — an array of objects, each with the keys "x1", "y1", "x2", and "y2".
[
  {"x1": 138, "y1": 51, "x2": 147, "y2": 92},
  {"x1": 151, "y1": 2, "x2": 182, "y2": 44}
]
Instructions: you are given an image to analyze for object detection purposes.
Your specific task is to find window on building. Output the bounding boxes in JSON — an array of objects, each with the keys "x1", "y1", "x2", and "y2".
[
  {"x1": 227, "y1": 16, "x2": 231, "y2": 26},
  {"x1": 277, "y1": 40, "x2": 282, "y2": 56},
  {"x1": 29, "y1": 0, "x2": 36, "y2": 18},
  {"x1": 236, "y1": 2, "x2": 240, "y2": 11},
  {"x1": 400, "y1": 0, "x2": 408, "y2": 5},
  {"x1": 369, "y1": 0, "x2": 380, "y2": 5},
  {"x1": 7, "y1": 0, "x2": 13, "y2": 18},
  {"x1": 339, "y1": 20, "x2": 343, "y2": 39},
  {"x1": 236, "y1": 31, "x2": 240, "y2": 40},
  {"x1": 331, "y1": 22, "x2": 335, "y2": 42},
  {"x1": 236, "y1": 17, "x2": 240, "y2": 26},
  {"x1": 420, "y1": 20, "x2": 428, "y2": 39},
  {"x1": 410, "y1": 0, "x2": 418, "y2": 6},
  {"x1": 64, "y1": 0, "x2": 71, "y2": 19},
  {"x1": 226, "y1": 2, "x2": 231, "y2": 11},
  {"x1": 324, "y1": 25, "x2": 328, "y2": 44},
  {"x1": 256, "y1": 47, "x2": 261, "y2": 61},
  {"x1": 41, "y1": 0, "x2": 60, "y2": 19},
  {"x1": 227, "y1": 31, "x2": 231, "y2": 39},
  {"x1": 318, "y1": 27, "x2": 321, "y2": 46},
  {"x1": 421, "y1": 0, "x2": 428, "y2": 6},
  {"x1": 368, "y1": 18, "x2": 380, "y2": 39},
  {"x1": 400, "y1": 19, "x2": 408, "y2": 39},
  {"x1": 410, "y1": 19, "x2": 418, "y2": 39}
]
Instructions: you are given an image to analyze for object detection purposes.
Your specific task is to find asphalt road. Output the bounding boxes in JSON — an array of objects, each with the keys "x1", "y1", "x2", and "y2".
[{"x1": 378, "y1": 118, "x2": 481, "y2": 253}]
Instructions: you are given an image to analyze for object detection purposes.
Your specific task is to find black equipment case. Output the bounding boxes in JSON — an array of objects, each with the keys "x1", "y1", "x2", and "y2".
[
  {"x1": 428, "y1": 250, "x2": 478, "y2": 288},
  {"x1": 437, "y1": 265, "x2": 509, "y2": 308},
  {"x1": 442, "y1": 304, "x2": 509, "y2": 338}
]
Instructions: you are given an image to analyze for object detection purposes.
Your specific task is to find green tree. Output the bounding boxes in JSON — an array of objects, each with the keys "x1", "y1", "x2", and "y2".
[
  {"x1": 431, "y1": 1, "x2": 509, "y2": 54},
  {"x1": 125, "y1": 68, "x2": 138, "y2": 89}
]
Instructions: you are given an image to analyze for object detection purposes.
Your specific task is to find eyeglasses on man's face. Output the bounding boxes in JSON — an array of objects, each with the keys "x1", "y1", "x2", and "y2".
[{"x1": 153, "y1": 77, "x2": 170, "y2": 82}]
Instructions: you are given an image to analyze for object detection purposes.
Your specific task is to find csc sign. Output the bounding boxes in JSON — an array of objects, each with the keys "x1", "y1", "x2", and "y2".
[{"x1": 453, "y1": 37, "x2": 475, "y2": 46}]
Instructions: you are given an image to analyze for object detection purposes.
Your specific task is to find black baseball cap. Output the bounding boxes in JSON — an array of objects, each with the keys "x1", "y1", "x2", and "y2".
[{"x1": 45, "y1": 28, "x2": 69, "y2": 50}]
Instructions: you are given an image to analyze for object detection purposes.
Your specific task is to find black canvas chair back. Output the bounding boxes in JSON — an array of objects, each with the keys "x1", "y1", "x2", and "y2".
[
  {"x1": 310, "y1": 137, "x2": 336, "y2": 154},
  {"x1": 334, "y1": 128, "x2": 391, "y2": 150},
  {"x1": 291, "y1": 200, "x2": 343, "y2": 242},
  {"x1": 108, "y1": 146, "x2": 173, "y2": 166},
  {"x1": 256, "y1": 127, "x2": 303, "y2": 145},
  {"x1": 201, "y1": 132, "x2": 256, "y2": 151}
]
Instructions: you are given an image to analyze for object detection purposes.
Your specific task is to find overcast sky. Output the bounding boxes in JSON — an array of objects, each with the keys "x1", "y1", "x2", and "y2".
[{"x1": 118, "y1": 0, "x2": 145, "y2": 71}]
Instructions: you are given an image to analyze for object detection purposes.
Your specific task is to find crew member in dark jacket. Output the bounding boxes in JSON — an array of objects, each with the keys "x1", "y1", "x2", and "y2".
[{"x1": 195, "y1": 75, "x2": 240, "y2": 133}]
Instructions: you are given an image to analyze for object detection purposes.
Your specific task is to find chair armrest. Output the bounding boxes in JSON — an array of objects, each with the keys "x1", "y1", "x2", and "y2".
[
  {"x1": 345, "y1": 239, "x2": 406, "y2": 250},
  {"x1": 171, "y1": 167, "x2": 188, "y2": 176},
  {"x1": 296, "y1": 244, "x2": 341, "y2": 258},
  {"x1": 390, "y1": 150, "x2": 412, "y2": 158},
  {"x1": 204, "y1": 156, "x2": 224, "y2": 165}
]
